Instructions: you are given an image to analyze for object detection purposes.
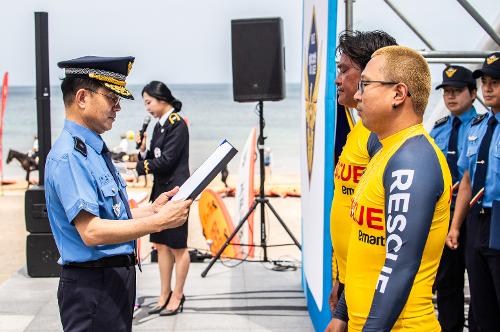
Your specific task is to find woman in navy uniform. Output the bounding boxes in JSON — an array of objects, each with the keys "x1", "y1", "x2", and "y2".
[{"x1": 135, "y1": 81, "x2": 190, "y2": 316}]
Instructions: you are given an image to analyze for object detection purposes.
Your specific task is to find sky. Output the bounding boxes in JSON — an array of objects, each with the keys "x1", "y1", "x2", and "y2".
[{"x1": 0, "y1": 0, "x2": 498, "y2": 86}]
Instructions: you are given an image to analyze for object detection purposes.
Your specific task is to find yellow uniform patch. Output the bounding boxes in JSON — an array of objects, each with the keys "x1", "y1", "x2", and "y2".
[{"x1": 169, "y1": 113, "x2": 181, "y2": 124}]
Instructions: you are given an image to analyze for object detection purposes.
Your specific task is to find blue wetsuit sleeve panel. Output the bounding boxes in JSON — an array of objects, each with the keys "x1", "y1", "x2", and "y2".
[
  {"x1": 332, "y1": 289, "x2": 348, "y2": 322},
  {"x1": 367, "y1": 132, "x2": 381, "y2": 158},
  {"x1": 363, "y1": 135, "x2": 444, "y2": 332},
  {"x1": 49, "y1": 153, "x2": 99, "y2": 223}
]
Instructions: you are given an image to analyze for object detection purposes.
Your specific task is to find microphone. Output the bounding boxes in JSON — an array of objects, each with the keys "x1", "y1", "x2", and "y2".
[{"x1": 136, "y1": 115, "x2": 151, "y2": 149}]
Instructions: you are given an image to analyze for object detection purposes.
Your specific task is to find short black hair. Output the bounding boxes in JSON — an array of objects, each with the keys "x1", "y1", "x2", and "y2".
[
  {"x1": 60, "y1": 76, "x2": 102, "y2": 106},
  {"x1": 337, "y1": 30, "x2": 398, "y2": 70}
]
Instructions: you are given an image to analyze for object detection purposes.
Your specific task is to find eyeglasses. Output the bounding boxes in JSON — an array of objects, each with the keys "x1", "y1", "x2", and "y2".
[
  {"x1": 86, "y1": 89, "x2": 122, "y2": 107},
  {"x1": 442, "y1": 87, "x2": 466, "y2": 96},
  {"x1": 357, "y1": 80, "x2": 398, "y2": 94}
]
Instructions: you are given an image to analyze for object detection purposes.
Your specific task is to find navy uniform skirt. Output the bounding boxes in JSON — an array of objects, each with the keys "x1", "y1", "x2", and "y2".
[{"x1": 149, "y1": 182, "x2": 188, "y2": 249}]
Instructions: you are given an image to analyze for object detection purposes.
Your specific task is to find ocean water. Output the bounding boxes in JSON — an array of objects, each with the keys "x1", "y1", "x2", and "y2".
[
  {"x1": 1, "y1": 83, "x2": 445, "y2": 181},
  {"x1": 1, "y1": 84, "x2": 302, "y2": 180}
]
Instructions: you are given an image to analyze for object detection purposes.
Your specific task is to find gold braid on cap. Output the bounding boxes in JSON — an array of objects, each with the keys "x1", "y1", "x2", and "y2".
[
  {"x1": 89, "y1": 73, "x2": 126, "y2": 86},
  {"x1": 144, "y1": 160, "x2": 150, "y2": 175},
  {"x1": 104, "y1": 83, "x2": 132, "y2": 96}
]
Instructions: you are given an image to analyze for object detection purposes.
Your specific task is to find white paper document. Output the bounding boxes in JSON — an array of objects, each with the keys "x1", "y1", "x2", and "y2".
[{"x1": 171, "y1": 140, "x2": 238, "y2": 201}]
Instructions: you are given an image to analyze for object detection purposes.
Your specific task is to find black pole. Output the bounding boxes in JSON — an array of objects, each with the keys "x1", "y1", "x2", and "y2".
[
  {"x1": 34, "y1": 12, "x2": 51, "y2": 185},
  {"x1": 257, "y1": 100, "x2": 268, "y2": 262}
]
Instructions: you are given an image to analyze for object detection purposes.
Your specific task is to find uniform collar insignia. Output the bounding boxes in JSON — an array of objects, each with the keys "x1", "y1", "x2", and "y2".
[
  {"x1": 487, "y1": 55, "x2": 499, "y2": 65},
  {"x1": 445, "y1": 67, "x2": 457, "y2": 78}
]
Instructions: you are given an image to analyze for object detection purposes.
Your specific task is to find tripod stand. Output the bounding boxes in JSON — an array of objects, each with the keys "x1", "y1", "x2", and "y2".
[{"x1": 201, "y1": 101, "x2": 302, "y2": 278}]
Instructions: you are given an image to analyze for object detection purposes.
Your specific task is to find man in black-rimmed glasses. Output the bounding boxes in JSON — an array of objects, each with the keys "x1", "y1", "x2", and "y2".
[{"x1": 340, "y1": 45, "x2": 452, "y2": 331}]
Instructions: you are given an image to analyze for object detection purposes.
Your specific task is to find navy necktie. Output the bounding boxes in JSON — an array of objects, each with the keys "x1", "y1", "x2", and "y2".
[
  {"x1": 447, "y1": 117, "x2": 461, "y2": 185},
  {"x1": 470, "y1": 116, "x2": 498, "y2": 214},
  {"x1": 102, "y1": 143, "x2": 141, "y2": 270}
]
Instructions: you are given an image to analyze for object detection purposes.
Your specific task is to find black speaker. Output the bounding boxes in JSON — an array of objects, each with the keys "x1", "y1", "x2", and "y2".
[
  {"x1": 35, "y1": 11, "x2": 51, "y2": 185},
  {"x1": 27, "y1": 233, "x2": 61, "y2": 277},
  {"x1": 25, "y1": 185, "x2": 51, "y2": 233},
  {"x1": 231, "y1": 17, "x2": 285, "y2": 102}
]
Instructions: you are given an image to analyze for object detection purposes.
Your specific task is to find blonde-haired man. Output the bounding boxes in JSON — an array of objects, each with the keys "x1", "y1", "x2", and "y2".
[{"x1": 341, "y1": 46, "x2": 452, "y2": 331}]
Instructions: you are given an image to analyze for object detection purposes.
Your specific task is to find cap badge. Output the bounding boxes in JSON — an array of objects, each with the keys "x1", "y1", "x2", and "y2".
[
  {"x1": 127, "y1": 61, "x2": 133, "y2": 75},
  {"x1": 486, "y1": 55, "x2": 499, "y2": 65},
  {"x1": 445, "y1": 67, "x2": 457, "y2": 78}
]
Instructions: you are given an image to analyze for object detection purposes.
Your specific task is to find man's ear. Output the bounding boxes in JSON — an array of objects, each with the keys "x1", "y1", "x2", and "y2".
[
  {"x1": 74, "y1": 88, "x2": 88, "y2": 109},
  {"x1": 393, "y1": 83, "x2": 409, "y2": 108}
]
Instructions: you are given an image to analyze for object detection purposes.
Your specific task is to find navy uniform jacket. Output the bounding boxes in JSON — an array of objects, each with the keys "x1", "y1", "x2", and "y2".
[{"x1": 136, "y1": 112, "x2": 190, "y2": 191}]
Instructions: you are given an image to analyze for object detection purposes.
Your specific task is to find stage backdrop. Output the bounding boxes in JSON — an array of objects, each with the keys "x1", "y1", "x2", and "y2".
[{"x1": 300, "y1": 0, "x2": 337, "y2": 330}]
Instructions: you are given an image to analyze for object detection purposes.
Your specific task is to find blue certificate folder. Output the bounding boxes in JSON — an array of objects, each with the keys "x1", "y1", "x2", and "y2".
[
  {"x1": 171, "y1": 140, "x2": 238, "y2": 201},
  {"x1": 490, "y1": 200, "x2": 500, "y2": 250}
]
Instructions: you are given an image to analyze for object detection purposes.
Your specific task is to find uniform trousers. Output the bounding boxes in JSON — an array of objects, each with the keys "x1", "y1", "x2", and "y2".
[
  {"x1": 466, "y1": 211, "x2": 500, "y2": 332},
  {"x1": 58, "y1": 265, "x2": 136, "y2": 332},
  {"x1": 434, "y1": 211, "x2": 469, "y2": 332}
]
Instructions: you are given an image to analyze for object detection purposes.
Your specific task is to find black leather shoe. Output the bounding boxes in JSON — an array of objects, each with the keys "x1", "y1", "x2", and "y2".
[
  {"x1": 148, "y1": 292, "x2": 172, "y2": 315},
  {"x1": 159, "y1": 295, "x2": 185, "y2": 316}
]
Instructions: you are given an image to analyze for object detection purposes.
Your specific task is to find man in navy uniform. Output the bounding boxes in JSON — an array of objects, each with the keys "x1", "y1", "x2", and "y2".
[
  {"x1": 45, "y1": 56, "x2": 192, "y2": 331},
  {"x1": 430, "y1": 65, "x2": 477, "y2": 332},
  {"x1": 447, "y1": 52, "x2": 500, "y2": 331}
]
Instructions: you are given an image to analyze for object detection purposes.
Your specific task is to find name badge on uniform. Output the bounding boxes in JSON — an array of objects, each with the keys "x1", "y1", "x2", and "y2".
[
  {"x1": 112, "y1": 196, "x2": 121, "y2": 217},
  {"x1": 468, "y1": 135, "x2": 477, "y2": 141},
  {"x1": 154, "y1": 147, "x2": 161, "y2": 158}
]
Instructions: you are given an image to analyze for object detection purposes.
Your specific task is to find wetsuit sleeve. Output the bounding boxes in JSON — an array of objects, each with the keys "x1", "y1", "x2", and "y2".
[
  {"x1": 367, "y1": 132, "x2": 381, "y2": 158},
  {"x1": 136, "y1": 120, "x2": 188, "y2": 176},
  {"x1": 363, "y1": 135, "x2": 445, "y2": 331},
  {"x1": 332, "y1": 289, "x2": 348, "y2": 322}
]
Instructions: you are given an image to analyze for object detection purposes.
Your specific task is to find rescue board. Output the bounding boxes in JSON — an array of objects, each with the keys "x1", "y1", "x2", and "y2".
[{"x1": 199, "y1": 188, "x2": 242, "y2": 258}]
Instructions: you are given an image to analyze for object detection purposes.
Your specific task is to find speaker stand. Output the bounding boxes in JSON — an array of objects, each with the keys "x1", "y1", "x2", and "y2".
[{"x1": 201, "y1": 101, "x2": 301, "y2": 278}]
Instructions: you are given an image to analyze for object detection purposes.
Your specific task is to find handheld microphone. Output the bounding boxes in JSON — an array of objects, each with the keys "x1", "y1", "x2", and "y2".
[{"x1": 136, "y1": 115, "x2": 151, "y2": 149}]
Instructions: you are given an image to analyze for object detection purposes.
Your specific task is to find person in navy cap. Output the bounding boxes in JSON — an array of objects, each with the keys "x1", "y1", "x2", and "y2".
[
  {"x1": 430, "y1": 65, "x2": 477, "y2": 332},
  {"x1": 447, "y1": 52, "x2": 500, "y2": 331},
  {"x1": 45, "y1": 56, "x2": 192, "y2": 332}
]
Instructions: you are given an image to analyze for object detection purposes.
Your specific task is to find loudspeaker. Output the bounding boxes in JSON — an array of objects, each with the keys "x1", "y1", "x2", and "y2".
[
  {"x1": 25, "y1": 186, "x2": 51, "y2": 233},
  {"x1": 35, "y1": 11, "x2": 51, "y2": 185},
  {"x1": 231, "y1": 17, "x2": 285, "y2": 102},
  {"x1": 27, "y1": 233, "x2": 61, "y2": 277}
]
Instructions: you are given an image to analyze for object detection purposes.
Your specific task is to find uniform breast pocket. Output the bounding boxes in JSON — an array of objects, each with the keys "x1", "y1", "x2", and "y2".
[
  {"x1": 492, "y1": 141, "x2": 500, "y2": 174},
  {"x1": 99, "y1": 182, "x2": 119, "y2": 202},
  {"x1": 466, "y1": 140, "x2": 480, "y2": 158},
  {"x1": 433, "y1": 137, "x2": 447, "y2": 153}
]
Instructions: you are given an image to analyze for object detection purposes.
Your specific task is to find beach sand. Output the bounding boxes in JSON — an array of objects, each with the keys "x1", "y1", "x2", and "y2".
[{"x1": 0, "y1": 174, "x2": 302, "y2": 285}]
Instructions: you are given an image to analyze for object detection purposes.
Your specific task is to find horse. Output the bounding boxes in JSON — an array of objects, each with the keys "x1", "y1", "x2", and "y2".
[{"x1": 6, "y1": 149, "x2": 38, "y2": 185}]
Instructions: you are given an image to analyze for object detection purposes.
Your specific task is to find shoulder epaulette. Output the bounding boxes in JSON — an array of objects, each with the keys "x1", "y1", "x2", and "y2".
[
  {"x1": 433, "y1": 116, "x2": 449, "y2": 129},
  {"x1": 73, "y1": 137, "x2": 87, "y2": 157},
  {"x1": 168, "y1": 112, "x2": 181, "y2": 125},
  {"x1": 472, "y1": 113, "x2": 488, "y2": 126}
]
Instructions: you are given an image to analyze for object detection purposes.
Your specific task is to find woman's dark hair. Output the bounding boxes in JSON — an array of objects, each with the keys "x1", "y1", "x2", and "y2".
[
  {"x1": 60, "y1": 76, "x2": 101, "y2": 106},
  {"x1": 142, "y1": 81, "x2": 182, "y2": 111},
  {"x1": 337, "y1": 30, "x2": 398, "y2": 70}
]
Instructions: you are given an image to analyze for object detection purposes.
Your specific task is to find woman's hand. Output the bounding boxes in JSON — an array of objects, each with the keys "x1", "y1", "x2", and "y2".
[
  {"x1": 152, "y1": 187, "x2": 180, "y2": 214},
  {"x1": 136, "y1": 131, "x2": 148, "y2": 152}
]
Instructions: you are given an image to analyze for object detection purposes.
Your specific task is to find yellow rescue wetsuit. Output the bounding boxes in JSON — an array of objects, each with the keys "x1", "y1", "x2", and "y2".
[
  {"x1": 331, "y1": 121, "x2": 380, "y2": 283},
  {"x1": 345, "y1": 124, "x2": 451, "y2": 331}
]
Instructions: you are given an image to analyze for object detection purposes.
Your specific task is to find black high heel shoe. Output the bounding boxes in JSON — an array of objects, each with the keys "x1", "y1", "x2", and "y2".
[
  {"x1": 148, "y1": 292, "x2": 172, "y2": 315},
  {"x1": 159, "y1": 295, "x2": 185, "y2": 316}
]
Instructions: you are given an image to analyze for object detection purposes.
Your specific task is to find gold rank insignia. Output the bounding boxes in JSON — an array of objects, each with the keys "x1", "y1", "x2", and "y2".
[
  {"x1": 487, "y1": 55, "x2": 499, "y2": 65},
  {"x1": 445, "y1": 67, "x2": 457, "y2": 78},
  {"x1": 169, "y1": 113, "x2": 181, "y2": 124}
]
